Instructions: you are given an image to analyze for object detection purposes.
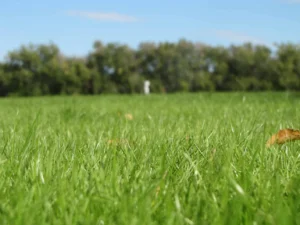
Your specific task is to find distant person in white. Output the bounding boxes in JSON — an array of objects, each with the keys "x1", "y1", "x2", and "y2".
[{"x1": 144, "y1": 80, "x2": 150, "y2": 95}]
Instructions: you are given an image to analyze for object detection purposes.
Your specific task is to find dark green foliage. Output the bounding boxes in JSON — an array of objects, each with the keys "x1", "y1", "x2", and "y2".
[{"x1": 1, "y1": 40, "x2": 300, "y2": 96}]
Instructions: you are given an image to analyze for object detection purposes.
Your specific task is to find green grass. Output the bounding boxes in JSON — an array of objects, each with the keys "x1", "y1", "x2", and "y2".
[{"x1": 0, "y1": 92, "x2": 300, "y2": 225}]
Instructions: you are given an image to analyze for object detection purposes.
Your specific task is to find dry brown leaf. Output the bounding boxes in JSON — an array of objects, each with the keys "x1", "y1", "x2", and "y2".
[
  {"x1": 155, "y1": 186, "x2": 161, "y2": 198},
  {"x1": 154, "y1": 170, "x2": 168, "y2": 198},
  {"x1": 266, "y1": 128, "x2": 300, "y2": 147},
  {"x1": 124, "y1": 113, "x2": 133, "y2": 120},
  {"x1": 107, "y1": 138, "x2": 129, "y2": 145},
  {"x1": 210, "y1": 148, "x2": 217, "y2": 161}
]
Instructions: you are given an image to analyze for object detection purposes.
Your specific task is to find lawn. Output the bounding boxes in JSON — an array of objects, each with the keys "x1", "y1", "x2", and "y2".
[{"x1": 0, "y1": 92, "x2": 300, "y2": 225}]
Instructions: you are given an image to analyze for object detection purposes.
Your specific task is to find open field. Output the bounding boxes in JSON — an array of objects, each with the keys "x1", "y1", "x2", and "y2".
[{"x1": 0, "y1": 92, "x2": 300, "y2": 225}]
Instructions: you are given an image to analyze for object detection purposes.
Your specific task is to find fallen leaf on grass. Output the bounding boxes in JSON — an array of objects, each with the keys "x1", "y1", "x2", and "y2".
[
  {"x1": 266, "y1": 128, "x2": 300, "y2": 147},
  {"x1": 210, "y1": 148, "x2": 217, "y2": 161},
  {"x1": 154, "y1": 170, "x2": 168, "y2": 198},
  {"x1": 107, "y1": 138, "x2": 129, "y2": 145},
  {"x1": 124, "y1": 113, "x2": 133, "y2": 120}
]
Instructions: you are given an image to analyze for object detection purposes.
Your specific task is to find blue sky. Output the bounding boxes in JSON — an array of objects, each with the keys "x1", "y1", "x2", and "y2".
[{"x1": 1, "y1": 0, "x2": 300, "y2": 60}]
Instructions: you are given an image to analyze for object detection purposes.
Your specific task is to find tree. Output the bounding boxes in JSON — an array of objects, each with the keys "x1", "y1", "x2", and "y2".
[
  {"x1": 276, "y1": 43, "x2": 300, "y2": 91},
  {"x1": 204, "y1": 45, "x2": 230, "y2": 91},
  {"x1": 1, "y1": 39, "x2": 300, "y2": 96},
  {"x1": 87, "y1": 41, "x2": 138, "y2": 94},
  {"x1": 61, "y1": 57, "x2": 91, "y2": 95},
  {"x1": 4, "y1": 43, "x2": 65, "y2": 95},
  {"x1": 0, "y1": 63, "x2": 10, "y2": 96},
  {"x1": 226, "y1": 43, "x2": 276, "y2": 91},
  {"x1": 136, "y1": 42, "x2": 164, "y2": 92}
]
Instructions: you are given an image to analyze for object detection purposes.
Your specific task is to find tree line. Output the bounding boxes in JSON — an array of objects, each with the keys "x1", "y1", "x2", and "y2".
[{"x1": 0, "y1": 39, "x2": 299, "y2": 96}]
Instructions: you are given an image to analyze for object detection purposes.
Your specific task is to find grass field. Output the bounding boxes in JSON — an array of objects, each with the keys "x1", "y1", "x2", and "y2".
[{"x1": 0, "y1": 92, "x2": 300, "y2": 225}]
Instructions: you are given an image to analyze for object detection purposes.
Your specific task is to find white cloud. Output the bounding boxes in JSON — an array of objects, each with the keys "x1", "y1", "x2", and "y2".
[
  {"x1": 66, "y1": 10, "x2": 138, "y2": 22},
  {"x1": 214, "y1": 30, "x2": 268, "y2": 45}
]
